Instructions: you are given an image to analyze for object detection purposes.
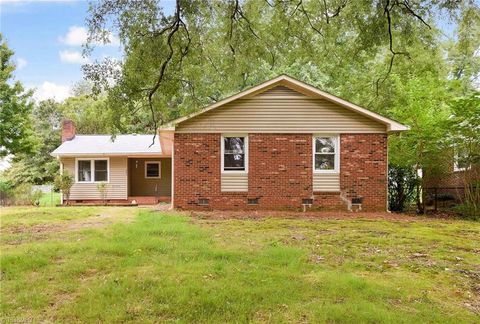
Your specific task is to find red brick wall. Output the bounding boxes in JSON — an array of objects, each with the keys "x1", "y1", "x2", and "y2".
[
  {"x1": 340, "y1": 134, "x2": 388, "y2": 211},
  {"x1": 174, "y1": 133, "x2": 388, "y2": 211},
  {"x1": 248, "y1": 134, "x2": 312, "y2": 208},
  {"x1": 173, "y1": 133, "x2": 223, "y2": 209}
]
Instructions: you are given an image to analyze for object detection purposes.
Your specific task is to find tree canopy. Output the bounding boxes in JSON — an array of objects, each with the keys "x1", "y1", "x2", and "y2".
[{"x1": 0, "y1": 34, "x2": 36, "y2": 157}]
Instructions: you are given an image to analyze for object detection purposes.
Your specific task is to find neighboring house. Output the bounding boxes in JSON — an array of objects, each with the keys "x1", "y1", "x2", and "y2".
[
  {"x1": 51, "y1": 75, "x2": 408, "y2": 210},
  {"x1": 423, "y1": 153, "x2": 479, "y2": 204}
]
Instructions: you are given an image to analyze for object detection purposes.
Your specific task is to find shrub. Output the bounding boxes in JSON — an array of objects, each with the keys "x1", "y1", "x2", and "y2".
[
  {"x1": 13, "y1": 183, "x2": 33, "y2": 205},
  {"x1": 388, "y1": 164, "x2": 418, "y2": 212},
  {"x1": 0, "y1": 180, "x2": 13, "y2": 206},
  {"x1": 96, "y1": 182, "x2": 108, "y2": 205},
  {"x1": 54, "y1": 172, "x2": 74, "y2": 205},
  {"x1": 31, "y1": 189, "x2": 43, "y2": 206}
]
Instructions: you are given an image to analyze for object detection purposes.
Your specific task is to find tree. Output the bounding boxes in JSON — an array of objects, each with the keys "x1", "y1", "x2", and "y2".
[
  {"x1": 444, "y1": 92, "x2": 480, "y2": 218},
  {"x1": 4, "y1": 99, "x2": 61, "y2": 186},
  {"x1": 83, "y1": 0, "x2": 472, "y2": 134},
  {"x1": 0, "y1": 34, "x2": 36, "y2": 157}
]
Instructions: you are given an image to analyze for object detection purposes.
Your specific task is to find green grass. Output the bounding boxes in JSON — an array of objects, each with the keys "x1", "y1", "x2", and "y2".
[
  {"x1": 1, "y1": 207, "x2": 479, "y2": 323},
  {"x1": 38, "y1": 192, "x2": 61, "y2": 207}
]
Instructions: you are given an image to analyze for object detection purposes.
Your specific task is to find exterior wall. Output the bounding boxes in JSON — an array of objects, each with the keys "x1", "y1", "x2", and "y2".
[
  {"x1": 340, "y1": 134, "x2": 388, "y2": 211},
  {"x1": 61, "y1": 156, "x2": 128, "y2": 200},
  {"x1": 128, "y1": 158, "x2": 172, "y2": 197},
  {"x1": 248, "y1": 134, "x2": 312, "y2": 208},
  {"x1": 423, "y1": 164, "x2": 479, "y2": 202},
  {"x1": 174, "y1": 133, "x2": 388, "y2": 211},
  {"x1": 176, "y1": 87, "x2": 386, "y2": 134}
]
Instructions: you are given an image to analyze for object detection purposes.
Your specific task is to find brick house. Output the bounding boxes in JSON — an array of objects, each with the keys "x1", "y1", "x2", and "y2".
[{"x1": 52, "y1": 75, "x2": 408, "y2": 210}]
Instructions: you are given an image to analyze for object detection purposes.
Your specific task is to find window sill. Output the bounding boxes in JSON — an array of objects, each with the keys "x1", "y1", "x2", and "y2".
[
  {"x1": 313, "y1": 171, "x2": 340, "y2": 174},
  {"x1": 76, "y1": 181, "x2": 110, "y2": 184}
]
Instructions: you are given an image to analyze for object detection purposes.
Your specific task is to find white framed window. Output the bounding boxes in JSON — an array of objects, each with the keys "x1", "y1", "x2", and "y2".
[
  {"x1": 145, "y1": 161, "x2": 161, "y2": 178},
  {"x1": 313, "y1": 135, "x2": 340, "y2": 173},
  {"x1": 75, "y1": 158, "x2": 109, "y2": 183},
  {"x1": 221, "y1": 135, "x2": 248, "y2": 173},
  {"x1": 453, "y1": 150, "x2": 469, "y2": 172}
]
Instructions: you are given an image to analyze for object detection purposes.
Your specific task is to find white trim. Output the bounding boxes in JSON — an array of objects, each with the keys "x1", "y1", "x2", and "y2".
[
  {"x1": 52, "y1": 152, "x2": 164, "y2": 158},
  {"x1": 161, "y1": 75, "x2": 409, "y2": 133},
  {"x1": 221, "y1": 134, "x2": 248, "y2": 174},
  {"x1": 312, "y1": 134, "x2": 340, "y2": 174},
  {"x1": 75, "y1": 157, "x2": 110, "y2": 183},
  {"x1": 59, "y1": 160, "x2": 64, "y2": 205},
  {"x1": 145, "y1": 161, "x2": 162, "y2": 179}
]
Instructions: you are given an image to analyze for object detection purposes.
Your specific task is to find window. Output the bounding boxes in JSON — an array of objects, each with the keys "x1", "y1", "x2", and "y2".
[
  {"x1": 454, "y1": 149, "x2": 469, "y2": 172},
  {"x1": 76, "y1": 159, "x2": 109, "y2": 183},
  {"x1": 314, "y1": 136, "x2": 339, "y2": 172},
  {"x1": 222, "y1": 135, "x2": 248, "y2": 172},
  {"x1": 95, "y1": 160, "x2": 108, "y2": 182},
  {"x1": 78, "y1": 160, "x2": 92, "y2": 182},
  {"x1": 145, "y1": 162, "x2": 161, "y2": 178}
]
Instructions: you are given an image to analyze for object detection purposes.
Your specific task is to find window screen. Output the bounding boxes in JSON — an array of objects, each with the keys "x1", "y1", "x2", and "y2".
[
  {"x1": 94, "y1": 160, "x2": 108, "y2": 182},
  {"x1": 145, "y1": 162, "x2": 160, "y2": 178},
  {"x1": 223, "y1": 137, "x2": 245, "y2": 171},
  {"x1": 78, "y1": 160, "x2": 92, "y2": 182},
  {"x1": 314, "y1": 137, "x2": 337, "y2": 171}
]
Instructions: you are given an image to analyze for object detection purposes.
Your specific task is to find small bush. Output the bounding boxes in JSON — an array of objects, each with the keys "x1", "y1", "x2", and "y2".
[
  {"x1": 31, "y1": 189, "x2": 43, "y2": 206},
  {"x1": 454, "y1": 203, "x2": 480, "y2": 221},
  {"x1": 54, "y1": 172, "x2": 74, "y2": 205},
  {"x1": 0, "y1": 180, "x2": 14, "y2": 206},
  {"x1": 13, "y1": 183, "x2": 33, "y2": 205}
]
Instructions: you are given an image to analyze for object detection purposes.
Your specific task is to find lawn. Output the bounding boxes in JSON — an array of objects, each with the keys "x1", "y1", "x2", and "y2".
[{"x1": 1, "y1": 207, "x2": 479, "y2": 323}]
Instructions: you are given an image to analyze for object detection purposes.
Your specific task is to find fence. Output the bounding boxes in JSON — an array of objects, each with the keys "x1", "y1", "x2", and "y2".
[{"x1": 424, "y1": 186, "x2": 477, "y2": 211}]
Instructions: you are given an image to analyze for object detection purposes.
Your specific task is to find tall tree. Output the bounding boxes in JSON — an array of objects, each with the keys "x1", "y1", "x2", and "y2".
[
  {"x1": 4, "y1": 100, "x2": 61, "y2": 186},
  {"x1": 0, "y1": 34, "x2": 36, "y2": 157},
  {"x1": 84, "y1": 0, "x2": 468, "y2": 133}
]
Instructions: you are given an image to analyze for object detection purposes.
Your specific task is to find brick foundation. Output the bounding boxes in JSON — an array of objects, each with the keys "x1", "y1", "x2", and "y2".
[{"x1": 174, "y1": 133, "x2": 388, "y2": 211}]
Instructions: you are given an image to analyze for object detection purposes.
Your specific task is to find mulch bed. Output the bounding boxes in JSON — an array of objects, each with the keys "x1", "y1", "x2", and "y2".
[{"x1": 188, "y1": 209, "x2": 459, "y2": 221}]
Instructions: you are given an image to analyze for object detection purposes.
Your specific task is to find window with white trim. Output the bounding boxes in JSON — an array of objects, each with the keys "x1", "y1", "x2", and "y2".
[
  {"x1": 145, "y1": 161, "x2": 161, "y2": 178},
  {"x1": 76, "y1": 159, "x2": 109, "y2": 183},
  {"x1": 314, "y1": 136, "x2": 339, "y2": 172},
  {"x1": 222, "y1": 136, "x2": 247, "y2": 172},
  {"x1": 453, "y1": 149, "x2": 469, "y2": 172}
]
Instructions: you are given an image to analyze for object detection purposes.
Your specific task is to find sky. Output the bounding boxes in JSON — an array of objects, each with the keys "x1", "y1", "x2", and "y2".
[{"x1": 0, "y1": 0, "x2": 124, "y2": 101}]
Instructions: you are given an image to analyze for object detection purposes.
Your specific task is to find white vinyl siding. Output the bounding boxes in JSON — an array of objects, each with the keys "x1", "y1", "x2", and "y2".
[
  {"x1": 62, "y1": 157, "x2": 128, "y2": 200},
  {"x1": 176, "y1": 86, "x2": 386, "y2": 133},
  {"x1": 313, "y1": 173, "x2": 340, "y2": 192}
]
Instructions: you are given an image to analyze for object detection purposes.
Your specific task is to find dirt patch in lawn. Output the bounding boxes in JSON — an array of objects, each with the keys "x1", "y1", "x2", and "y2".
[{"x1": 3, "y1": 207, "x2": 137, "y2": 237}]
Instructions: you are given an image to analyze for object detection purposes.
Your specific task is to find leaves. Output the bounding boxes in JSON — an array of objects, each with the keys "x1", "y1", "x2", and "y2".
[{"x1": 0, "y1": 34, "x2": 36, "y2": 157}]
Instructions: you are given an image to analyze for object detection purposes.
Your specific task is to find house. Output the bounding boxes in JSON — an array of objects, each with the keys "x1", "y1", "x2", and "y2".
[
  {"x1": 51, "y1": 75, "x2": 408, "y2": 210},
  {"x1": 423, "y1": 152, "x2": 479, "y2": 207}
]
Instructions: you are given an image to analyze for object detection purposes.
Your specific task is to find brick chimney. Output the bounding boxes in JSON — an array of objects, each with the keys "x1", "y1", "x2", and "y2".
[{"x1": 61, "y1": 119, "x2": 76, "y2": 142}]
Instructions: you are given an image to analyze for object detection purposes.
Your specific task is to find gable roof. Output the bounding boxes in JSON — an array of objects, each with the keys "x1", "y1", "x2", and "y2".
[
  {"x1": 51, "y1": 135, "x2": 162, "y2": 157},
  {"x1": 162, "y1": 75, "x2": 408, "y2": 133}
]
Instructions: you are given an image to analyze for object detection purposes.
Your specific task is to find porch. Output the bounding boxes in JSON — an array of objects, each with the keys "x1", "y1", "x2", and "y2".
[{"x1": 127, "y1": 157, "x2": 172, "y2": 205}]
